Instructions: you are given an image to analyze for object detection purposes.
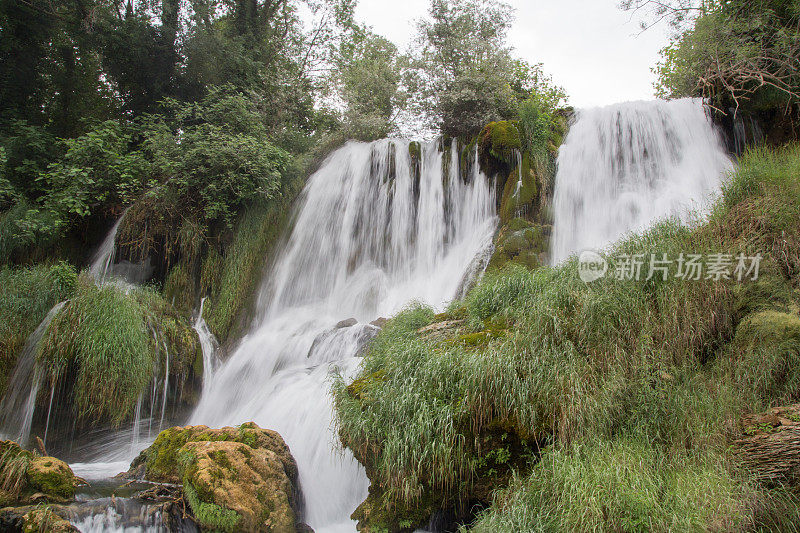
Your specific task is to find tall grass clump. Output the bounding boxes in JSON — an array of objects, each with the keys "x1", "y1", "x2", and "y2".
[
  {"x1": 36, "y1": 275, "x2": 200, "y2": 426},
  {"x1": 468, "y1": 439, "x2": 800, "y2": 533},
  {"x1": 334, "y1": 144, "x2": 800, "y2": 531},
  {"x1": 37, "y1": 276, "x2": 153, "y2": 424},
  {"x1": 0, "y1": 262, "x2": 76, "y2": 395},
  {"x1": 205, "y1": 186, "x2": 301, "y2": 343}
]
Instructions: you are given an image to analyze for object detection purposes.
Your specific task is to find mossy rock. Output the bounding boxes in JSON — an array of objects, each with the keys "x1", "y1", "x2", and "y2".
[
  {"x1": 21, "y1": 507, "x2": 78, "y2": 533},
  {"x1": 498, "y1": 152, "x2": 539, "y2": 224},
  {"x1": 26, "y1": 457, "x2": 76, "y2": 501},
  {"x1": 0, "y1": 441, "x2": 79, "y2": 506},
  {"x1": 488, "y1": 220, "x2": 550, "y2": 271},
  {"x1": 127, "y1": 423, "x2": 301, "y2": 533},
  {"x1": 182, "y1": 439, "x2": 298, "y2": 532},
  {"x1": 346, "y1": 370, "x2": 386, "y2": 404}
]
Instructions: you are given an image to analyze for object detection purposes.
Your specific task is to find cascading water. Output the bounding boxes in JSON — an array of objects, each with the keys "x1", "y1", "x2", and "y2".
[
  {"x1": 190, "y1": 138, "x2": 497, "y2": 532},
  {"x1": 90, "y1": 211, "x2": 127, "y2": 283},
  {"x1": 0, "y1": 301, "x2": 66, "y2": 445},
  {"x1": 193, "y1": 298, "x2": 221, "y2": 395},
  {"x1": 550, "y1": 98, "x2": 733, "y2": 263}
]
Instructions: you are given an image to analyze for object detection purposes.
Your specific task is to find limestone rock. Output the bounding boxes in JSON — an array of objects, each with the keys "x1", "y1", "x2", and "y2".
[{"x1": 127, "y1": 423, "x2": 303, "y2": 532}]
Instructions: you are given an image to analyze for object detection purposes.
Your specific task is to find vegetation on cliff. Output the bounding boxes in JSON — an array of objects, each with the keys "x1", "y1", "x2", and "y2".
[{"x1": 334, "y1": 144, "x2": 800, "y2": 531}]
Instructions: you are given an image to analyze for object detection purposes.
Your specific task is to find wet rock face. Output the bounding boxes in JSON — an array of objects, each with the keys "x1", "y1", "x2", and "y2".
[{"x1": 126, "y1": 423, "x2": 304, "y2": 533}]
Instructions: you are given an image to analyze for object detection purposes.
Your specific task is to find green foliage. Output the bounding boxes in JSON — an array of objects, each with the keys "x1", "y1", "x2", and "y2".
[
  {"x1": 334, "y1": 145, "x2": 800, "y2": 530},
  {"x1": 35, "y1": 276, "x2": 200, "y2": 426},
  {"x1": 332, "y1": 27, "x2": 405, "y2": 141},
  {"x1": 653, "y1": 0, "x2": 800, "y2": 113},
  {"x1": 204, "y1": 187, "x2": 301, "y2": 343},
  {"x1": 408, "y1": 0, "x2": 566, "y2": 137},
  {"x1": 468, "y1": 440, "x2": 778, "y2": 532},
  {"x1": 37, "y1": 278, "x2": 154, "y2": 425},
  {"x1": 0, "y1": 262, "x2": 77, "y2": 396}
]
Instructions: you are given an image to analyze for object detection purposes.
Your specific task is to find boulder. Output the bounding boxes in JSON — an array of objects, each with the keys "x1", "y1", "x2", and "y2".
[
  {"x1": 369, "y1": 318, "x2": 389, "y2": 329},
  {"x1": 0, "y1": 505, "x2": 77, "y2": 533},
  {"x1": 0, "y1": 441, "x2": 79, "y2": 507},
  {"x1": 127, "y1": 423, "x2": 304, "y2": 532},
  {"x1": 335, "y1": 318, "x2": 358, "y2": 329}
]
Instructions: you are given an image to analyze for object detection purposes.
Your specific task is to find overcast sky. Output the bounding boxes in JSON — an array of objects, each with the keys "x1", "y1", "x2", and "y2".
[{"x1": 354, "y1": 0, "x2": 673, "y2": 109}]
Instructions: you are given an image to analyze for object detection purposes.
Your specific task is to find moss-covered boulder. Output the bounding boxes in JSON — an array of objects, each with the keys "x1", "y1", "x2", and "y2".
[
  {"x1": 488, "y1": 218, "x2": 550, "y2": 270},
  {"x1": 20, "y1": 507, "x2": 78, "y2": 533},
  {"x1": 127, "y1": 423, "x2": 302, "y2": 532},
  {"x1": 0, "y1": 441, "x2": 79, "y2": 507}
]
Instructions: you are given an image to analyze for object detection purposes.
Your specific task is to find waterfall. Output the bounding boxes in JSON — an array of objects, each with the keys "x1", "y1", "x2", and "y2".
[
  {"x1": 193, "y1": 298, "x2": 220, "y2": 395},
  {"x1": 0, "y1": 301, "x2": 66, "y2": 445},
  {"x1": 550, "y1": 98, "x2": 733, "y2": 263},
  {"x1": 89, "y1": 212, "x2": 127, "y2": 283},
  {"x1": 190, "y1": 139, "x2": 497, "y2": 532}
]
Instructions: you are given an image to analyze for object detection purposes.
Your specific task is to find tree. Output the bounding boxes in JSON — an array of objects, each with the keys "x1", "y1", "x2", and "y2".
[
  {"x1": 409, "y1": 0, "x2": 566, "y2": 138},
  {"x1": 624, "y1": 0, "x2": 800, "y2": 116},
  {"x1": 330, "y1": 27, "x2": 405, "y2": 140}
]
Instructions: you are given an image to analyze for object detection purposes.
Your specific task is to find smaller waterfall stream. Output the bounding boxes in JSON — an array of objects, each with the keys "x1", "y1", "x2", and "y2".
[
  {"x1": 193, "y1": 298, "x2": 220, "y2": 395},
  {"x1": 550, "y1": 98, "x2": 733, "y2": 262},
  {"x1": 0, "y1": 301, "x2": 66, "y2": 445}
]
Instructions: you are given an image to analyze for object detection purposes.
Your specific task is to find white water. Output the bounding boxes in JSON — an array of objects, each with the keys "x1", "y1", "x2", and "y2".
[
  {"x1": 193, "y1": 298, "x2": 221, "y2": 395},
  {"x1": 190, "y1": 139, "x2": 497, "y2": 531},
  {"x1": 0, "y1": 301, "x2": 66, "y2": 445},
  {"x1": 90, "y1": 212, "x2": 127, "y2": 283},
  {"x1": 550, "y1": 98, "x2": 732, "y2": 263}
]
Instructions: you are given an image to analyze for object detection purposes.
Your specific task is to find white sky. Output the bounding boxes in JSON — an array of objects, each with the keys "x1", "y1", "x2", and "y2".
[{"x1": 354, "y1": 0, "x2": 673, "y2": 109}]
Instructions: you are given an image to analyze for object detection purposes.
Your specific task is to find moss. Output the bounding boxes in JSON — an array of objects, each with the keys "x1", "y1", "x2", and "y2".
[
  {"x1": 345, "y1": 370, "x2": 386, "y2": 403},
  {"x1": 21, "y1": 507, "x2": 77, "y2": 533},
  {"x1": 499, "y1": 152, "x2": 539, "y2": 224},
  {"x1": 184, "y1": 481, "x2": 242, "y2": 533},
  {"x1": 480, "y1": 121, "x2": 522, "y2": 160},
  {"x1": 26, "y1": 457, "x2": 76, "y2": 500},
  {"x1": 408, "y1": 141, "x2": 421, "y2": 162},
  {"x1": 487, "y1": 220, "x2": 550, "y2": 271},
  {"x1": 0, "y1": 441, "x2": 77, "y2": 505}
]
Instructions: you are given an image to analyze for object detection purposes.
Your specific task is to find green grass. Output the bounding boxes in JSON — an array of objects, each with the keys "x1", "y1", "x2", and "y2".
[
  {"x1": 36, "y1": 275, "x2": 200, "y2": 426},
  {"x1": 333, "y1": 144, "x2": 800, "y2": 531},
  {"x1": 204, "y1": 183, "x2": 301, "y2": 343},
  {"x1": 0, "y1": 262, "x2": 77, "y2": 396},
  {"x1": 468, "y1": 438, "x2": 800, "y2": 533}
]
